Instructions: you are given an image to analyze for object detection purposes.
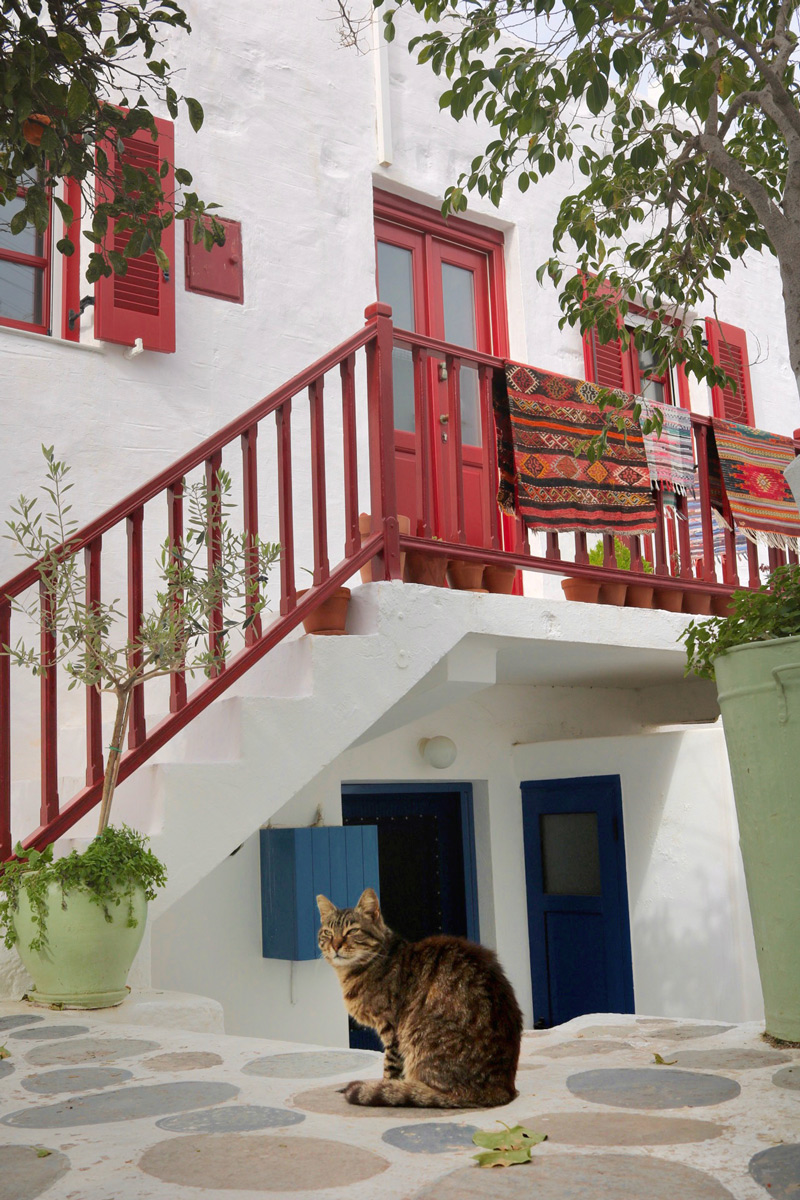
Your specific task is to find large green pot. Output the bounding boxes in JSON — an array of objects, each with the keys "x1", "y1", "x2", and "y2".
[
  {"x1": 13, "y1": 881, "x2": 147, "y2": 1009},
  {"x1": 714, "y1": 634, "x2": 800, "y2": 1042}
]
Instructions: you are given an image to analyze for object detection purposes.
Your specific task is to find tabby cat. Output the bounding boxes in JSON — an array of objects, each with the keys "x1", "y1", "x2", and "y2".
[{"x1": 317, "y1": 888, "x2": 522, "y2": 1108}]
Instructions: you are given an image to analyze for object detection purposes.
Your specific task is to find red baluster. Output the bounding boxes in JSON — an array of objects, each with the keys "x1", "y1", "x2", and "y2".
[
  {"x1": 675, "y1": 494, "x2": 692, "y2": 579},
  {"x1": 127, "y1": 506, "x2": 146, "y2": 747},
  {"x1": 447, "y1": 355, "x2": 466, "y2": 543},
  {"x1": 413, "y1": 345, "x2": 433, "y2": 539},
  {"x1": 205, "y1": 452, "x2": 225, "y2": 676},
  {"x1": 574, "y1": 532, "x2": 589, "y2": 565},
  {"x1": 276, "y1": 401, "x2": 296, "y2": 615},
  {"x1": 168, "y1": 481, "x2": 188, "y2": 711},
  {"x1": 546, "y1": 532, "x2": 561, "y2": 561},
  {"x1": 0, "y1": 599, "x2": 11, "y2": 859},
  {"x1": 85, "y1": 537, "x2": 104, "y2": 787},
  {"x1": 341, "y1": 355, "x2": 360, "y2": 559},
  {"x1": 747, "y1": 540, "x2": 761, "y2": 589},
  {"x1": 241, "y1": 426, "x2": 263, "y2": 646},
  {"x1": 693, "y1": 422, "x2": 717, "y2": 582},
  {"x1": 309, "y1": 377, "x2": 330, "y2": 586},
  {"x1": 365, "y1": 302, "x2": 401, "y2": 579},
  {"x1": 723, "y1": 527, "x2": 739, "y2": 586},
  {"x1": 480, "y1": 364, "x2": 502, "y2": 550},
  {"x1": 652, "y1": 492, "x2": 668, "y2": 577},
  {"x1": 39, "y1": 576, "x2": 59, "y2": 823}
]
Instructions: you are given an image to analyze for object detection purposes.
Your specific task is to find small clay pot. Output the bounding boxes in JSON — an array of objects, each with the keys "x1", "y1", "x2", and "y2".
[
  {"x1": 712, "y1": 593, "x2": 735, "y2": 617},
  {"x1": 447, "y1": 559, "x2": 486, "y2": 592},
  {"x1": 404, "y1": 549, "x2": 448, "y2": 587},
  {"x1": 598, "y1": 582, "x2": 627, "y2": 606},
  {"x1": 625, "y1": 584, "x2": 655, "y2": 609},
  {"x1": 683, "y1": 590, "x2": 713, "y2": 616},
  {"x1": 297, "y1": 586, "x2": 350, "y2": 635},
  {"x1": 22, "y1": 114, "x2": 51, "y2": 146},
  {"x1": 561, "y1": 577, "x2": 601, "y2": 604},
  {"x1": 358, "y1": 513, "x2": 411, "y2": 582},
  {"x1": 654, "y1": 587, "x2": 684, "y2": 613},
  {"x1": 483, "y1": 564, "x2": 517, "y2": 595}
]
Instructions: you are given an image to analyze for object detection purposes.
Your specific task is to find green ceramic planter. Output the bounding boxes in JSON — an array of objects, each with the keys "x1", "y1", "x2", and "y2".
[
  {"x1": 13, "y1": 880, "x2": 147, "y2": 1009},
  {"x1": 714, "y1": 634, "x2": 800, "y2": 1042}
]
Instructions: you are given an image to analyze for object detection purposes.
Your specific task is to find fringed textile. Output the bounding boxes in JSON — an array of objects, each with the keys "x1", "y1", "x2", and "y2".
[
  {"x1": 639, "y1": 399, "x2": 697, "y2": 497},
  {"x1": 711, "y1": 418, "x2": 800, "y2": 551}
]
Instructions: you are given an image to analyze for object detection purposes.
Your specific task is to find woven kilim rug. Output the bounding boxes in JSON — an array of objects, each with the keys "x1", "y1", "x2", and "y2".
[
  {"x1": 499, "y1": 362, "x2": 657, "y2": 534},
  {"x1": 711, "y1": 418, "x2": 800, "y2": 550},
  {"x1": 639, "y1": 398, "x2": 697, "y2": 497}
]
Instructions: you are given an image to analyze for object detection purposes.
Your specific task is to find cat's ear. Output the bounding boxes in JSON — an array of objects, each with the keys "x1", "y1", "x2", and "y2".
[
  {"x1": 316, "y1": 895, "x2": 337, "y2": 922},
  {"x1": 355, "y1": 888, "x2": 382, "y2": 923}
]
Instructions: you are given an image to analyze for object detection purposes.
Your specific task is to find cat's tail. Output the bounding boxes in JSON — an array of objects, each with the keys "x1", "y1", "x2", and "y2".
[{"x1": 342, "y1": 1079, "x2": 516, "y2": 1108}]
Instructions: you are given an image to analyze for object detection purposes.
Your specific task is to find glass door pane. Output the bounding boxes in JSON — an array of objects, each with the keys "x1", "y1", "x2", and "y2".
[
  {"x1": 441, "y1": 262, "x2": 480, "y2": 446},
  {"x1": 539, "y1": 812, "x2": 602, "y2": 896},
  {"x1": 377, "y1": 240, "x2": 416, "y2": 434}
]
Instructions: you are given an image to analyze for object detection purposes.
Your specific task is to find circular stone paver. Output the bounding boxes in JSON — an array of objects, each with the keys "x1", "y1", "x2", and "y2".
[
  {"x1": 0, "y1": 1016, "x2": 44, "y2": 1033},
  {"x1": 538, "y1": 1040, "x2": 633, "y2": 1058},
  {"x1": 0, "y1": 1061, "x2": 13, "y2": 1081},
  {"x1": 749, "y1": 1143, "x2": 800, "y2": 1198},
  {"x1": 139, "y1": 1134, "x2": 389, "y2": 1191},
  {"x1": 518, "y1": 1111, "x2": 725, "y2": 1145},
  {"x1": 411, "y1": 1152, "x2": 736, "y2": 1199},
  {"x1": 651, "y1": 1024, "x2": 734, "y2": 1041},
  {"x1": 8, "y1": 1025, "x2": 89, "y2": 1042},
  {"x1": 241, "y1": 1050, "x2": 379, "y2": 1079},
  {"x1": 156, "y1": 1105, "x2": 306, "y2": 1133},
  {"x1": 0, "y1": 1144, "x2": 71, "y2": 1200},
  {"x1": 382, "y1": 1123, "x2": 479, "y2": 1154},
  {"x1": 1, "y1": 1081, "x2": 240, "y2": 1128},
  {"x1": 773, "y1": 1066, "x2": 800, "y2": 1092},
  {"x1": 291, "y1": 1084, "x2": 469, "y2": 1119},
  {"x1": 21, "y1": 1067, "x2": 133, "y2": 1094},
  {"x1": 144, "y1": 1052, "x2": 223, "y2": 1072},
  {"x1": 25, "y1": 1037, "x2": 160, "y2": 1068},
  {"x1": 669, "y1": 1049, "x2": 792, "y2": 1071},
  {"x1": 573, "y1": 1025, "x2": 640, "y2": 1038},
  {"x1": 566, "y1": 1068, "x2": 740, "y2": 1109}
]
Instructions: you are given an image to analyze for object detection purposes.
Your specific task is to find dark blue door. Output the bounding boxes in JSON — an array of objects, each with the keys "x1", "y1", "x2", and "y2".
[
  {"x1": 341, "y1": 784, "x2": 479, "y2": 1049},
  {"x1": 521, "y1": 775, "x2": 634, "y2": 1028}
]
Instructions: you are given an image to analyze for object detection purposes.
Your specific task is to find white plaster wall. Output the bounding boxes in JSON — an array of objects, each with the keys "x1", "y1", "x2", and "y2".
[{"x1": 151, "y1": 677, "x2": 762, "y2": 1043}]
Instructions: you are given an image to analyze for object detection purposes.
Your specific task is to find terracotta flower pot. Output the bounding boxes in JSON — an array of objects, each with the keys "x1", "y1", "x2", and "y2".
[
  {"x1": 297, "y1": 586, "x2": 350, "y2": 635},
  {"x1": 625, "y1": 584, "x2": 655, "y2": 609},
  {"x1": 683, "y1": 590, "x2": 713, "y2": 616},
  {"x1": 447, "y1": 559, "x2": 486, "y2": 592},
  {"x1": 654, "y1": 587, "x2": 684, "y2": 613},
  {"x1": 358, "y1": 513, "x2": 411, "y2": 582},
  {"x1": 403, "y1": 548, "x2": 448, "y2": 587},
  {"x1": 561, "y1": 577, "x2": 601, "y2": 603},
  {"x1": 483, "y1": 564, "x2": 517, "y2": 595},
  {"x1": 598, "y1": 582, "x2": 627, "y2": 606},
  {"x1": 712, "y1": 593, "x2": 735, "y2": 617},
  {"x1": 22, "y1": 114, "x2": 51, "y2": 146}
]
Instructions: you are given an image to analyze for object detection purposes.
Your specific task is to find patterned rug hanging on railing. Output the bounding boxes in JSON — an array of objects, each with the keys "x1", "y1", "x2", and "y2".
[
  {"x1": 494, "y1": 362, "x2": 657, "y2": 534},
  {"x1": 710, "y1": 418, "x2": 800, "y2": 551},
  {"x1": 639, "y1": 398, "x2": 697, "y2": 497}
]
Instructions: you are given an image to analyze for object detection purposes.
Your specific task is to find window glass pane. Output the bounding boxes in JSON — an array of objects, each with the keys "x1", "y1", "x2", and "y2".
[
  {"x1": 442, "y1": 264, "x2": 482, "y2": 447},
  {"x1": 392, "y1": 346, "x2": 415, "y2": 433},
  {"x1": 540, "y1": 812, "x2": 602, "y2": 896},
  {"x1": 0, "y1": 195, "x2": 43, "y2": 257},
  {"x1": 377, "y1": 241, "x2": 415, "y2": 330},
  {"x1": 459, "y1": 364, "x2": 481, "y2": 446},
  {"x1": 0, "y1": 260, "x2": 43, "y2": 325}
]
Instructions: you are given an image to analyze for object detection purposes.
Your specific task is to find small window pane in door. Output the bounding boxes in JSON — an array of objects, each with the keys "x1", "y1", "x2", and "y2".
[
  {"x1": 540, "y1": 812, "x2": 602, "y2": 896},
  {"x1": 441, "y1": 262, "x2": 481, "y2": 447},
  {"x1": 377, "y1": 240, "x2": 416, "y2": 434},
  {"x1": 0, "y1": 260, "x2": 43, "y2": 325},
  {"x1": 0, "y1": 196, "x2": 43, "y2": 257}
]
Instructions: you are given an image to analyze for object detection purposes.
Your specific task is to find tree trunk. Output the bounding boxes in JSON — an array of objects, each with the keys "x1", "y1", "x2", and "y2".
[
  {"x1": 776, "y1": 241, "x2": 800, "y2": 409},
  {"x1": 96, "y1": 688, "x2": 132, "y2": 836}
]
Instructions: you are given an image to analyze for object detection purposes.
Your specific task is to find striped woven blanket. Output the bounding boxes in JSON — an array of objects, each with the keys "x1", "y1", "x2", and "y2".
[
  {"x1": 496, "y1": 362, "x2": 657, "y2": 535},
  {"x1": 711, "y1": 418, "x2": 800, "y2": 550},
  {"x1": 639, "y1": 399, "x2": 697, "y2": 497}
]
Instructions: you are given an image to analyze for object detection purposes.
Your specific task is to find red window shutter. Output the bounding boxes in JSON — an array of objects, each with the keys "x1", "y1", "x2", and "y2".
[
  {"x1": 705, "y1": 319, "x2": 754, "y2": 425},
  {"x1": 581, "y1": 280, "x2": 634, "y2": 391},
  {"x1": 95, "y1": 115, "x2": 176, "y2": 353}
]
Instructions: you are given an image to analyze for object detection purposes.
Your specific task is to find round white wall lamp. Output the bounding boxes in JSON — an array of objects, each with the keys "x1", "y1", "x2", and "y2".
[{"x1": 418, "y1": 736, "x2": 457, "y2": 769}]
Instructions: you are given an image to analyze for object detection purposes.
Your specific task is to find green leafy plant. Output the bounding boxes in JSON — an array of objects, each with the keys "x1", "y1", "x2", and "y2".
[
  {"x1": 3, "y1": 446, "x2": 280, "y2": 834},
  {"x1": 472, "y1": 1122, "x2": 547, "y2": 1168},
  {"x1": 0, "y1": 825, "x2": 167, "y2": 952},
  {"x1": 589, "y1": 536, "x2": 653, "y2": 573},
  {"x1": 681, "y1": 564, "x2": 800, "y2": 680}
]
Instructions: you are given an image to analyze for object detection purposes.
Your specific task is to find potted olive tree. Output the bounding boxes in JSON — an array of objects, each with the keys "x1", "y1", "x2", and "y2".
[
  {"x1": 0, "y1": 447, "x2": 279, "y2": 1008},
  {"x1": 681, "y1": 563, "x2": 800, "y2": 1043}
]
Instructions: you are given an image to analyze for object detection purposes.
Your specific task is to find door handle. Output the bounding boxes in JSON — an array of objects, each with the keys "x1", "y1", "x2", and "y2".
[{"x1": 439, "y1": 414, "x2": 449, "y2": 424}]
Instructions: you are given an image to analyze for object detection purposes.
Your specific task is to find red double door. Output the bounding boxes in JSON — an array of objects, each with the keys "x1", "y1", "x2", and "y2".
[{"x1": 375, "y1": 199, "x2": 507, "y2": 548}]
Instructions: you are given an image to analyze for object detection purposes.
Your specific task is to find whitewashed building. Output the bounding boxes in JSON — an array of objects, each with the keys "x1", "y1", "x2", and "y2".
[{"x1": 1, "y1": 2, "x2": 797, "y2": 1045}]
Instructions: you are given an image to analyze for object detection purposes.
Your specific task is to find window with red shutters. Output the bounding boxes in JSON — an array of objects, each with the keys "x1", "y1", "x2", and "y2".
[
  {"x1": 581, "y1": 281, "x2": 634, "y2": 392},
  {"x1": 705, "y1": 318, "x2": 754, "y2": 425},
  {"x1": 94, "y1": 115, "x2": 175, "y2": 353},
  {"x1": 0, "y1": 177, "x2": 51, "y2": 335}
]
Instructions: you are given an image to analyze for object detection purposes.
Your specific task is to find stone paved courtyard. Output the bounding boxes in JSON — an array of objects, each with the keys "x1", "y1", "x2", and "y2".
[{"x1": 0, "y1": 1002, "x2": 798, "y2": 1200}]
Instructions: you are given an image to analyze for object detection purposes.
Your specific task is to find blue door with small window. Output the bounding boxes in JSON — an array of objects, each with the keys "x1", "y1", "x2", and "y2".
[
  {"x1": 521, "y1": 775, "x2": 634, "y2": 1028},
  {"x1": 341, "y1": 783, "x2": 479, "y2": 1050}
]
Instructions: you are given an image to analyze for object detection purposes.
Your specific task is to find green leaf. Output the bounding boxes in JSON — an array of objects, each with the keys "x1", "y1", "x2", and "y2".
[
  {"x1": 57, "y1": 31, "x2": 83, "y2": 63},
  {"x1": 9, "y1": 210, "x2": 28, "y2": 236},
  {"x1": 35, "y1": 1148, "x2": 51, "y2": 1158},
  {"x1": 67, "y1": 79, "x2": 90, "y2": 119},
  {"x1": 473, "y1": 1147, "x2": 533, "y2": 1168},
  {"x1": 587, "y1": 74, "x2": 609, "y2": 116},
  {"x1": 184, "y1": 96, "x2": 204, "y2": 132},
  {"x1": 56, "y1": 237, "x2": 75, "y2": 256},
  {"x1": 53, "y1": 198, "x2": 74, "y2": 227},
  {"x1": 0, "y1": 1044, "x2": 9, "y2": 1060},
  {"x1": 472, "y1": 1124, "x2": 547, "y2": 1151},
  {"x1": 654, "y1": 1053, "x2": 677, "y2": 1065}
]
